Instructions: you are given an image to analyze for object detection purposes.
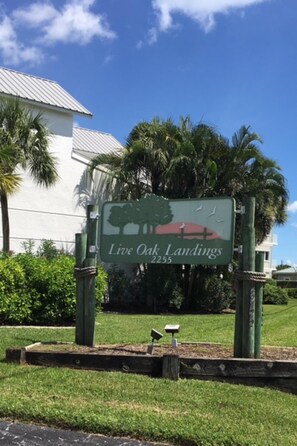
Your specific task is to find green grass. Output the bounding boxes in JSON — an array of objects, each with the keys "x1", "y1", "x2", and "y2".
[{"x1": 0, "y1": 301, "x2": 297, "y2": 446}]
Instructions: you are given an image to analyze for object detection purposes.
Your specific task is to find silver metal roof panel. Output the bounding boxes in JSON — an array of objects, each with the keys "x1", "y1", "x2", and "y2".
[
  {"x1": 273, "y1": 267, "x2": 297, "y2": 274},
  {"x1": 73, "y1": 127, "x2": 122, "y2": 158},
  {"x1": 0, "y1": 67, "x2": 92, "y2": 117}
]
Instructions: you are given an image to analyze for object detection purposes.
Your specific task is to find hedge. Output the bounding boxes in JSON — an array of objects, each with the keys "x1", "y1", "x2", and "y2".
[
  {"x1": 284, "y1": 288, "x2": 297, "y2": 299},
  {"x1": 0, "y1": 253, "x2": 107, "y2": 325},
  {"x1": 263, "y1": 282, "x2": 288, "y2": 305}
]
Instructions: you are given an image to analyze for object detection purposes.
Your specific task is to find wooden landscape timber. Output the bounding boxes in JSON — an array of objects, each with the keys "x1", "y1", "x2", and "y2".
[{"x1": 6, "y1": 343, "x2": 297, "y2": 395}]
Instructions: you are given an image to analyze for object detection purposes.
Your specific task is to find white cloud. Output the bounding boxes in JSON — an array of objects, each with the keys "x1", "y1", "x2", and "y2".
[
  {"x1": 137, "y1": 27, "x2": 158, "y2": 49},
  {"x1": 136, "y1": 40, "x2": 144, "y2": 50},
  {"x1": 287, "y1": 201, "x2": 297, "y2": 213},
  {"x1": 12, "y1": 2, "x2": 57, "y2": 27},
  {"x1": 13, "y1": 0, "x2": 116, "y2": 46},
  {"x1": 0, "y1": 1, "x2": 116, "y2": 66},
  {"x1": 0, "y1": 15, "x2": 44, "y2": 66},
  {"x1": 152, "y1": 0, "x2": 270, "y2": 33},
  {"x1": 147, "y1": 27, "x2": 159, "y2": 45}
]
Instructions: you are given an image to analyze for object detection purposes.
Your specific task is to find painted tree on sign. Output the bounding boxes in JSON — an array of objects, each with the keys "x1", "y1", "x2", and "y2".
[
  {"x1": 108, "y1": 203, "x2": 133, "y2": 235},
  {"x1": 138, "y1": 195, "x2": 173, "y2": 234}
]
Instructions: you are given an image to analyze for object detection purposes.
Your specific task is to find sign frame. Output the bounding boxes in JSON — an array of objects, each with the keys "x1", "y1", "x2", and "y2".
[{"x1": 99, "y1": 196, "x2": 235, "y2": 265}]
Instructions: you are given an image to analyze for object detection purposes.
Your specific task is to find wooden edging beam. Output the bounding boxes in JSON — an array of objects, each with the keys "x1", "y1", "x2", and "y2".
[{"x1": 5, "y1": 348, "x2": 297, "y2": 394}]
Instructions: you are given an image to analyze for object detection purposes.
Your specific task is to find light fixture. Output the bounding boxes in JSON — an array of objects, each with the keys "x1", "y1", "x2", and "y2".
[
  {"x1": 147, "y1": 329, "x2": 163, "y2": 355},
  {"x1": 165, "y1": 324, "x2": 180, "y2": 347}
]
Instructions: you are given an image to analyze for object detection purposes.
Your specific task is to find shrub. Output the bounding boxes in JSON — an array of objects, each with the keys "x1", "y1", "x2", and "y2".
[
  {"x1": 33, "y1": 255, "x2": 77, "y2": 324},
  {"x1": 198, "y1": 276, "x2": 235, "y2": 313},
  {"x1": 263, "y1": 283, "x2": 288, "y2": 305},
  {"x1": 0, "y1": 257, "x2": 32, "y2": 324},
  {"x1": 0, "y1": 251, "x2": 107, "y2": 325},
  {"x1": 143, "y1": 264, "x2": 185, "y2": 311},
  {"x1": 107, "y1": 265, "x2": 143, "y2": 309},
  {"x1": 284, "y1": 288, "x2": 297, "y2": 299},
  {"x1": 96, "y1": 264, "x2": 108, "y2": 309},
  {"x1": 37, "y1": 239, "x2": 60, "y2": 259}
]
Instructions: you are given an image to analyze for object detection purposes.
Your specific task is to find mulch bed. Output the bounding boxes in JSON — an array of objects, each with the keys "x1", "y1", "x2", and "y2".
[{"x1": 28, "y1": 342, "x2": 297, "y2": 361}]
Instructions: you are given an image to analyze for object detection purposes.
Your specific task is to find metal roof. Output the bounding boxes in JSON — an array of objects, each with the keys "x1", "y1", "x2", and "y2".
[
  {"x1": 0, "y1": 67, "x2": 92, "y2": 117},
  {"x1": 273, "y1": 267, "x2": 297, "y2": 275},
  {"x1": 73, "y1": 127, "x2": 123, "y2": 160}
]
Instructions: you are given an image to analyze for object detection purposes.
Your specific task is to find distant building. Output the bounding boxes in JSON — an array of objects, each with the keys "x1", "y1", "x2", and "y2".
[
  {"x1": 0, "y1": 67, "x2": 122, "y2": 253},
  {"x1": 256, "y1": 231, "x2": 278, "y2": 278},
  {"x1": 272, "y1": 267, "x2": 297, "y2": 288}
]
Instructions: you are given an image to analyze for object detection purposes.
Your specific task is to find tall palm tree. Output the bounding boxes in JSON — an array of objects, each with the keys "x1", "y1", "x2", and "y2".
[
  {"x1": 90, "y1": 119, "x2": 288, "y2": 242},
  {"x1": 0, "y1": 97, "x2": 58, "y2": 252},
  {"x1": 211, "y1": 126, "x2": 288, "y2": 243},
  {"x1": 89, "y1": 118, "x2": 288, "y2": 309},
  {"x1": 89, "y1": 117, "x2": 179, "y2": 199}
]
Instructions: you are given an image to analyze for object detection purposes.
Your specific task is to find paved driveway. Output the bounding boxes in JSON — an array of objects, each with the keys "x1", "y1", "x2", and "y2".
[{"x1": 0, "y1": 421, "x2": 169, "y2": 446}]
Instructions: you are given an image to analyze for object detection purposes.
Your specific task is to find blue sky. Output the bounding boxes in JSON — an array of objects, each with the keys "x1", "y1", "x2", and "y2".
[{"x1": 0, "y1": 0, "x2": 296, "y2": 266}]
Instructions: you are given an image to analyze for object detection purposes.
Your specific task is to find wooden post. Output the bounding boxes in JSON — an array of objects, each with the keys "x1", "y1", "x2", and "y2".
[
  {"x1": 234, "y1": 277, "x2": 243, "y2": 357},
  {"x1": 242, "y1": 196, "x2": 256, "y2": 358},
  {"x1": 75, "y1": 232, "x2": 87, "y2": 345},
  {"x1": 84, "y1": 204, "x2": 99, "y2": 347},
  {"x1": 162, "y1": 355, "x2": 180, "y2": 380},
  {"x1": 234, "y1": 243, "x2": 244, "y2": 357},
  {"x1": 254, "y1": 251, "x2": 265, "y2": 359}
]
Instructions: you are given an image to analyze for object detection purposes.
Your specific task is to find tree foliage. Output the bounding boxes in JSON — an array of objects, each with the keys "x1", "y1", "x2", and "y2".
[
  {"x1": 0, "y1": 98, "x2": 58, "y2": 252},
  {"x1": 90, "y1": 117, "x2": 288, "y2": 311}
]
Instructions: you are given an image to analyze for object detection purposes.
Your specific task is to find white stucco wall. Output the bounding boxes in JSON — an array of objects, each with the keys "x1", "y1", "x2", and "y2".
[
  {"x1": 0, "y1": 105, "x2": 88, "y2": 253},
  {"x1": 256, "y1": 231, "x2": 277, "y2": 278}
]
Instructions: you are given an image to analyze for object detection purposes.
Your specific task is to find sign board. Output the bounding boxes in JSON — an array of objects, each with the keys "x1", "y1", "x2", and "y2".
[{"x1": 99, "y1": 195, "x2": 235, "y2": 265}]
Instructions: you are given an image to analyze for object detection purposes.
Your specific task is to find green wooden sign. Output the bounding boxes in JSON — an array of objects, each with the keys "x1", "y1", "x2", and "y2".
[{"x1": 99, "y1": 195, "x2": 235, "y2": 265}]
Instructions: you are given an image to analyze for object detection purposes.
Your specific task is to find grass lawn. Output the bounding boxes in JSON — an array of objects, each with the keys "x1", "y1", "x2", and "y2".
[{"x1": 0, "y1": 301, "x2": 296, "y2": 446}]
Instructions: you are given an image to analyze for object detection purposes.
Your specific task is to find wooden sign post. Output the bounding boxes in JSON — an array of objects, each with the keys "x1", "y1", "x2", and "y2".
[
  {"x1": 75, "y1": 204, "x2": 99, "y2": 347},
  {"x1": 234, "y1": 197, "x2": 266, "y2": 358}
]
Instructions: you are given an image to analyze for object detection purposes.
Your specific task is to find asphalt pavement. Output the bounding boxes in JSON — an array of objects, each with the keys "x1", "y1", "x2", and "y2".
[{"x1": 0, "y1": 421, "x2": 169, "y2": 446}]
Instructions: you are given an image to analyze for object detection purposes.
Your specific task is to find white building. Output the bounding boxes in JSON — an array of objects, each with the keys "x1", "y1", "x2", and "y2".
[
  {"x1": 256, "y1": 232, "x2": 278, "y2": 278},
  {"x1": 0, "y1": 67, "x2": 122, "y2": 253}
]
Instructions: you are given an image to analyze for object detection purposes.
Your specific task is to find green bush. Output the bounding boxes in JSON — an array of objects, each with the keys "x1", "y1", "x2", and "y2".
[
  {"x1": 0, "y1": 257, "x2": 32, "y2": 324},
  {"x1": 36, "y1": 239, "x2": 60, "y2": 259},
  {"x1": 96, "y1": 264, "x2": 108, "y2": 309},
  {"x1": 107, "y1": 265, "x2": 143, "y2": 309},
  {"x1": 198, "y1": 276, "x2": 235, "y2": 313},
  {"x1": 0, "y1": 251, "x2": 107, "y2": 325},
  {"x1": 263, "y1": 283, "x2": 288, "y2": 305},
  {"x1": 284, "y1": 288, "x2": 297, "y2": 299},
  {"x1": 32, "y1": 255, "x2": 77, "y2": 324}
]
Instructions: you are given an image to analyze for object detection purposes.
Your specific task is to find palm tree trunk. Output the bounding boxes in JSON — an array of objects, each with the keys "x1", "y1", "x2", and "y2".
[{"x1": 0, "y1": 191, "x2": 10, "y2": 253}]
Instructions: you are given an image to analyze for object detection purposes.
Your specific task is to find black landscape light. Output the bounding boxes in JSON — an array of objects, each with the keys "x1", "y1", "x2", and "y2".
[
  {"x1": 147, "y1": 329, "x2": 163, "y2": 355},
  {"x1": 165, "y1": 324, "x2": 180, "y2": 347}
]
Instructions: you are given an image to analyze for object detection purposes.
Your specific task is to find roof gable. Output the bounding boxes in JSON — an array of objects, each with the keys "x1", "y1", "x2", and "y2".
[{"x1": 0, "y1": 67, "x2": 92, "y2": 117}]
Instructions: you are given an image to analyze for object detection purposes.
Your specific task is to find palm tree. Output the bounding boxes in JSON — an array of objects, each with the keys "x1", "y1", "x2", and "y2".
[
  {"x1": 89, "y1": 117, "x2": 179, "y2": 199},
  {"x1": 0, "y1": 97, "x2": 58, "y2": 252},
  {"x1": 211, "y1": 126, "x2": 288, "y2": 243},
  {"x1": 89, "y1": 118, "x2": 288, "y2": 310}
]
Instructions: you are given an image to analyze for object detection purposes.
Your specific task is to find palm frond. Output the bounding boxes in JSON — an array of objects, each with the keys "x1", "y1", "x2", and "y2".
[{"x1": 0, "y1": 170, "x2": 22, "y2": 194}]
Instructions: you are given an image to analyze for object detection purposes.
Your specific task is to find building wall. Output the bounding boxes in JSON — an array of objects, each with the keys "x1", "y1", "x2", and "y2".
[
  {"x1": 256, "y1": 231, "x2": 277, "y2": 278},
  {"x1": 0, "y1": 105, "x2": 88, "y2": 253}
]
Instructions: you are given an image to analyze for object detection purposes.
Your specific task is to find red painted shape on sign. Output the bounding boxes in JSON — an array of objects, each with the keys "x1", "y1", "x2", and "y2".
[{"x1": 155, "y1": 222, "x2": 222, "y2": 240}]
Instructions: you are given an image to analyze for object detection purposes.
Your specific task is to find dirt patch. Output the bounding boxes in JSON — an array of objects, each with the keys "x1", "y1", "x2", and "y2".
[{"x1": 28, "y1": 342, "x2": 297, "y2": 361}]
